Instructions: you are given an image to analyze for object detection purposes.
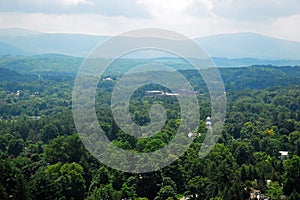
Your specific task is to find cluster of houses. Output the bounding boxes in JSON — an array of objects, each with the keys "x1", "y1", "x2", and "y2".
[
  {"x1": 7, "y1": 90, "x2": 39, "y2": 98},
  {"x1": 250, "y1": 189, "x2": 270, "y2": 200}
]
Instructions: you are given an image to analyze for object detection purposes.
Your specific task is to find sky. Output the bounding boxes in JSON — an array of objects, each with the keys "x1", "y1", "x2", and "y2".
[{"x1": 0, "y1": 0, "x2": 299, "y2": 41}]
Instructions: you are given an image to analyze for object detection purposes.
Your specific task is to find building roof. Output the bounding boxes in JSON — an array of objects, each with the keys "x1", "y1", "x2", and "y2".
[{"x1": 279, "y1": 151, "x2": 288, "y2": 156}]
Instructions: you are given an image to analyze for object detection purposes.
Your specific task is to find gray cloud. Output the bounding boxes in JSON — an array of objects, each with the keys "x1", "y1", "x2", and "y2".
[
  {"x1": 185, "y1": 1, "x2": 214, "y2": 18},
  {"x1": 211, "y1": 0, "x2": 300, "y2": 21},
  {"x1": 0, "y1": 0, "x2": 299, "y2": 42},
  {"x1": 0, "y1": 0, "x2": 150, "y2": 18}
]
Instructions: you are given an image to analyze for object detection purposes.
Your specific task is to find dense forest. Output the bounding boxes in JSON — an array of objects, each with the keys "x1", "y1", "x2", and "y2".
[{"x1": 0, "y1": 62, "x2": 299, "y2": 200}]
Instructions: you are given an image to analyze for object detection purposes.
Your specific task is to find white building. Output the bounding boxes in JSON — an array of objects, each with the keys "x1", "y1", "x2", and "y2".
[
  {"x1": 206, "y1": 116, "x2": 212, "y2": 131},
  {"x1": 279, "y1": 151, "x2": 288, "y2": 160}
]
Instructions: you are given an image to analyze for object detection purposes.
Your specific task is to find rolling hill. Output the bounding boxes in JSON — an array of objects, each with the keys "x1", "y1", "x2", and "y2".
[
  {"x1": 0, "y1": 28, "x2": 300, "y2": 66},
  {"x1": 195, "y1": 32, "x2": 300, "y2": 59}
]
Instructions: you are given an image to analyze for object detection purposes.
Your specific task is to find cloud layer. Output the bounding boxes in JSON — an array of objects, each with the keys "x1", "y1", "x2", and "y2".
[
  {"x1": 0, "y1": 0, "x2": 299, "y2": 41},
  {"x1": 0, "y1": 0, "x2": 149, "y2": 17}
]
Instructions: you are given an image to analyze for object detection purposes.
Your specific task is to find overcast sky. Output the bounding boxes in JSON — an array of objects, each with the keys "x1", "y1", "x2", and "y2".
[{"x1": 0, "y1": 0, "x2": 299, "y2": 41}]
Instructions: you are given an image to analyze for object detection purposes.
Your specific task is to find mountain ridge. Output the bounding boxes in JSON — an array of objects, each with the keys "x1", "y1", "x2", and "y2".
[
  {"x1": 0, "y1": 28, "x2": 300, "y2": 60},
  {"x1": 195, "y1": 32, "x2": 300, "y2": 59}
]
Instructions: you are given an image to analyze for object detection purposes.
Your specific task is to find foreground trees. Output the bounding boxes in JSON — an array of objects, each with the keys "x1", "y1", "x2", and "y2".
[
  {"x1": 30, "y1": 162, "x2": 86, "y2": 200},
  {"x1": 283, "y1": 155, "x2": 300, "y2": 196},
  {"x1": 0, "y1": 65, "x2": 299, "y2": 199}
]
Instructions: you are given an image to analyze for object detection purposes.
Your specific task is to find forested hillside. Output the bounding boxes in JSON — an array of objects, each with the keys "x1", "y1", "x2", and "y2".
[{"x1": 0, "y1": 65, "x2": 299, "y2": 200}]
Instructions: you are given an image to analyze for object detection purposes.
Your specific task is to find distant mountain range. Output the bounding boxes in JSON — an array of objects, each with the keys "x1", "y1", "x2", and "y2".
[
  {"x1": 0, "y1": 28, "x2": 108, "y2": 57},
  {"x1": 0, "y1": 28, "x2": 300, "y2": 67},
  {"x1": 195, "y1": 32, "x2": 300, "y2": 60}
]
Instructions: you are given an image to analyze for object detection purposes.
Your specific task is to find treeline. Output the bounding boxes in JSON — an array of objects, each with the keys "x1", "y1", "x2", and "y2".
[{"x1": 0, "y1": 65, "x2": 299, "y2": 199}]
